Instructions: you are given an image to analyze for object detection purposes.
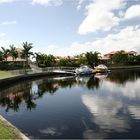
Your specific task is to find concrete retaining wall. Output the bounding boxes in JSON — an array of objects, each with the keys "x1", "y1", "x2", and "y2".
[{"x1": 0, "y1": 71, "x2": 75, "y2": 87}]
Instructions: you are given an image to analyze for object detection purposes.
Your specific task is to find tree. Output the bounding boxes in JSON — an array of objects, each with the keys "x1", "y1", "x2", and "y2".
[
  {"x1": 57, "y1": 58, "x2": 69, "y2": 66},
  {"x1": 0, "y1": 50, "x2": 4, "y2": 61},
  {"x1": 9, "y1": 45, "x2": 18, "y2": 61},
  {"x1": 34, "y1": 52, "x2": 42, "y2": 66},
  {"x1": 77, "y1": 55, "x2": 87, "y2": 66},
  {"x1": 21, "y1": 41, "x2": 33, "y2": 67},
  {"x1": 1, "y1": 47, "x2": 9, "y2": 61},
  {"x1": 46, "y1": 54, "x2": 56, "y2": 66},
  {"x1": 111, "y1": 53, "x2": 128, "y2": 64},
  {"x1": 93, "y1": 51, "x2": 100, "y2": 66},
  {"x1": 85, "y1": 51, "x2": 100, "y2": 67},
  {"x1": 34, "y1": 53, "x2": 56, "y2": 67},
  {"x1": 136, "y1": 55, "x2": 140, "y2": 64}
]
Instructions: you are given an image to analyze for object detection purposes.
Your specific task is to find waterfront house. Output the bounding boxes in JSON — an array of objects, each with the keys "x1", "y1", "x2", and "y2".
[
  {"x1": 104, "y1": 51, "x2": 137, "y2": 58},
  {"x1": 99, "y1": 51, "x2": 137, "y2": 64},
  {"x1": 6, "y1": 48, "x2": 26, "y2": 66}
]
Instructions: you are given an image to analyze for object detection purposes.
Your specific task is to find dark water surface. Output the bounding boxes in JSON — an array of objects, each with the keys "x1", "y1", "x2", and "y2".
[{"x1": 0, "y1": 70, "x2": 140, "y2": 139}]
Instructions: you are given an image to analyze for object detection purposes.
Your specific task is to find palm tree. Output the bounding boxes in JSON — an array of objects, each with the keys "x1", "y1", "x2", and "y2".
[
  {"x1": 85, "y1": 51, "x2": 100, "y2": 67},
  {"x1": 21, "y1": 41, "x2": 33, "y2": 67},
  {"x1": 9, "y1": 44, "x2": 18, "y2": 61},
  {"x1": 93, "y1": 51, "x2": 100, "y2": 66},
  {"x1": 1, "y1": 47, "x2": 9, "y2": 61},
  {"x1": 34, "y1": 52, "x2": 42, "y2": 66},
  {"x1": 0, "y1": 50, "x2": 4, "y2": 61}
]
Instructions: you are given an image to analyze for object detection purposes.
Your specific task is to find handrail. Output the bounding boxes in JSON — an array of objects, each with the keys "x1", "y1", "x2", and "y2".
[{"x1": 29, "y1": 63, "x2": 77, "y2": 72}]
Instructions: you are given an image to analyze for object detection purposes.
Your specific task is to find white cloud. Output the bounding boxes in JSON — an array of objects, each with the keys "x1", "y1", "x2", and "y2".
[
  {"x1": 32, "y1": 0, "x2": 63, "y2": 6},
  {"x1": 78, "y1": 0, "x2": 126, "y2": 35},
  {"x1": 76, "y1": 25, "x2": 140, "y2": 55},
  {"x1": 124, "y1": 5, "x2": 140, "y2": 19},
  {"x1": 0, "y1": 0, "x2": 16, "y2": 3},
  {"x1": 32, "y1": 25, "x2": 140, "y2": 56},
  {"x1": 1, "y1": 21, "x2": 17, "y2": 25}
]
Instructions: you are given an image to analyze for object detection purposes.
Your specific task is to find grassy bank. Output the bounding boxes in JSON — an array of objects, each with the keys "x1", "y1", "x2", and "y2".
[
  {"x1": 0, "y1": 119, "x2": 22, "y2": 139},
  {"x1": 0, "y1": 71, "x2": 16, "y2": 79}
]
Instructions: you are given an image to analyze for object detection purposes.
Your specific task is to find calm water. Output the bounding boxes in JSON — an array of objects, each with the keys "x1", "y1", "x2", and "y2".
[{"x1": 0, "y1": 70, "x2": 140, "y2": 139}]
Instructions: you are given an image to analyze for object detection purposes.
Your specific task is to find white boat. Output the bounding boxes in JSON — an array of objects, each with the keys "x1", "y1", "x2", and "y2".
[
  {"x1": 94, "y1": 64, "x2": 108, "y2": 73},
  {"x1": 75, "y1": 65, "x2": 93, "y2": 75}
]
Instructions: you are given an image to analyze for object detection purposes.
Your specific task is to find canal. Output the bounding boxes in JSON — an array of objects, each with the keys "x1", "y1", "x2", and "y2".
[{"x1": 0, "y1": 70, "x2": 140, "y2": 139}]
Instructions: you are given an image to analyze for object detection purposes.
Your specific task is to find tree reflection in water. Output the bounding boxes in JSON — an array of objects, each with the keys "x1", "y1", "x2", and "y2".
[
  {"x1": 0, "y1": 77, "x2": 77, "y2": 112},
  {"x1": 87, "y1": 76, "x2": 100, "y2": 89},
  {"x1": 107, "y1": 70, "x2": 140, "y2": 84},
  {"x1": 1, "y1": 70, "x2": 140, "y2": 112}
]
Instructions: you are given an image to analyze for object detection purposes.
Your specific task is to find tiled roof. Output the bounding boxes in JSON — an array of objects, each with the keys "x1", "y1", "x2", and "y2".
[
  {"x1": 106, "y1": 51, "x2": 137, "y2": 55},
  {"x1": 15, "y1": 48, "x2": 23, "y2": 52}
]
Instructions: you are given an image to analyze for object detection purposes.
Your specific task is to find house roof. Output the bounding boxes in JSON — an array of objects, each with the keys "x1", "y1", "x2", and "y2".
[
  {"x1": 15, "y1": 48, "x2": 23, "y2": 52},
  {"x1": 106, "y1": 51, "x2": 137, "y2": 55}
]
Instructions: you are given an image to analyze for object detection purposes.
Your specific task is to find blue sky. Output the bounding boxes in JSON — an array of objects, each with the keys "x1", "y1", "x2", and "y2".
[{"x1": 0, "y1": 0, "x2": 140, "y2": 56}]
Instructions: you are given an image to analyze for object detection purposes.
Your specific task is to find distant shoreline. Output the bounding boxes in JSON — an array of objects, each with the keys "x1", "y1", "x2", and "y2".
[
  {"x1": 109, "y1": 65, "x2": 140, "y2": 70},
  {"x1": 0, "y1": 65, "x2": 140, "y2": 87}
]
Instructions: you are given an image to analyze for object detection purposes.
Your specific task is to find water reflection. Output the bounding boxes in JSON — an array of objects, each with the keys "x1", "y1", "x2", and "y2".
[
  {"x1": 0, "y1": 75, "x2": 101, "y2": 112},
  {"x1": 82, "y1": 94, "x2": 130, "y2": 132},
  {"x1": 94, "y1": 73, "x2": 108, "y2": 79},
  {"x1": 129, "y1": 106, "x2": 140, "y2": 120},
  {"x1": 0, "y1": 77, "x2": 77, "y2": 112},
  {"x1": 0, "y1": 70, "x2": 140, "y2": 138},
  {"x1": 1, "y1": 70, "x2": 140, "y2": 113},
  {"x1": 107, "y1": 70, "x2": 140, "y2": 84},
  {"x1": 76, "y1": 76, "x2": 100, "y2": 89}
]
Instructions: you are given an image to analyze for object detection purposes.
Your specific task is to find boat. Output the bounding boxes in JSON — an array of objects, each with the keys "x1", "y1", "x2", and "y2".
[
  {"x1": 94, "y1": 64, "x2": 108, "y2": 73},
  {"x1": 75, "y1": 65, "x2": 93, "y2": 75}
]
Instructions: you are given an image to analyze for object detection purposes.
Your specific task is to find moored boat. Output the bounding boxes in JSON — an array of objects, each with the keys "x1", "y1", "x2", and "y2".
[
  {"x1": 94, "y1": 64, "x2": 108, "y2": 73},
  {"x1": 75, "y1": 65, "x2": 93, "y2": 75}
]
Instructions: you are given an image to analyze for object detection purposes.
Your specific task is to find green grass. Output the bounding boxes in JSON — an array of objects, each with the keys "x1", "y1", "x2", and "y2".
[
  {"x1": 0, "y1": 120, "x2": 22, "y2": 139},
  {"x1": 0, "y1": 71, "x2": 16, "y2": 79}
]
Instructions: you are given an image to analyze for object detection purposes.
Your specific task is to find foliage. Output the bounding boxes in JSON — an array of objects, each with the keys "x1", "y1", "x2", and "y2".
[
  {"x1": 35, "y1": 53, "x2": 56, "y2": 67},
  {"x1": 9, "y1": 45, "x2": 18, "y2": 61},
  {"x1": 85, "y1": 51, "x2": 99, "y2": 67},
  {"x1": 0, "y1": 62, "x2": 25, "y2": 70},
  {"x1": 76, "y1": 55, "x2": 87, "y2": 66},
  {"x1": 21, "y1": 41, "x2": 33, "y2": 67},
  {"x1": 1, "y1": 47, "x2": 9, "y2": 61},
  {"x1": 0, "y1": 51, "x2": 4, "y2": 61},
  {"x1": 111, "y1": 53, "x2": 128, "y2": 64},
  {"x1": 57, "y1": 58, "x2": 78, "y2": 67},
  {"x1": 35, "y1": 51, "x2": 100, "y2": 67},
  {"x1": 136, "y1": 55, "x2": 140, "y2": 63}
]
